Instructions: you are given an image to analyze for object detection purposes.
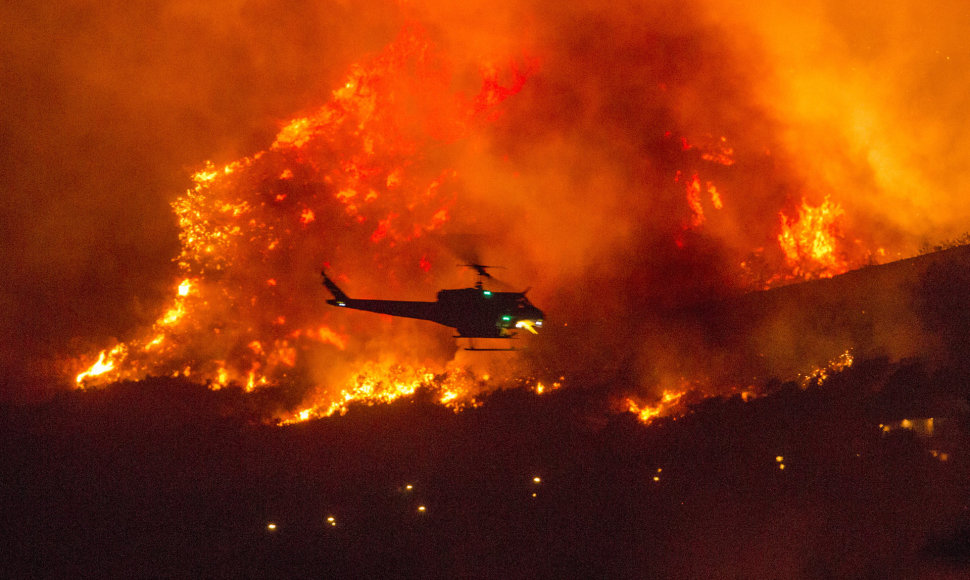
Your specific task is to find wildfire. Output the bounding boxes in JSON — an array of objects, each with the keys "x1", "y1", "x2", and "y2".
[
  {"x1": 800, "y1": 349, "x2": 854, "y2": 388},
  {"x1": 533, "y1": 379, "x2": 563, "y2": 395},
  {"x1": 624, "y1": 350, "x2": 856, "y2": 427},
  {"x1": 68, "y1": 12, "x2": 877, "y2": 428},
  {"x1": 279, "y1": 368, "x2": 563, "y2": 425},
  {"x1": 777, "y1": 196, "x2": 848, "y2": 281},
  {"x1": 71, "y1": 22, "x2": 538, "y2": 418},
  {"x1": 626, "y1": 389, "x2": 688, "y2": 425},
  {"x1": 75, "y1": 344, "x2": 127, "y2": 386},
  {"x1": 670, "y1": 134, "x2": 734, "y2": 230},
  {"x1": 279, "y1": 364, "x2": 487, "y2": 424},
  {"x1": 665, "y1": 130, "x2": 861, "y2": 290}
]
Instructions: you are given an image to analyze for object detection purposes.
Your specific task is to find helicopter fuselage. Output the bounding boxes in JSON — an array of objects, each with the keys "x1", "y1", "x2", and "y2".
[{"x1": 323, "y1": 272, "x2": 544, "y2": 339}]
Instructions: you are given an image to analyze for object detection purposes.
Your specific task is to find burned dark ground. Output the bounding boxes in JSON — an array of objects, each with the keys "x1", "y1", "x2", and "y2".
[
  {"x1": 4, "y1": 247, "x2": 970, "y2": 578},
  {"x1": 2, "y1": 356, "x2": 969, "y2": 578}
]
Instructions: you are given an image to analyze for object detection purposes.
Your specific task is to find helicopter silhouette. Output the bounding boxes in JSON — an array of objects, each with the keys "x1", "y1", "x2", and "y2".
[{"x1": 321, "y1": 264, "x2": 545, "y2": 350}]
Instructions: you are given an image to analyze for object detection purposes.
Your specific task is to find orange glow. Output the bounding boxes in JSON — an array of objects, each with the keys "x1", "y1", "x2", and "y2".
[
  {"x1": 533, "y1": 379, "x2": 562, "y2": 395},
  {"x1": 192, "y1": 163, "x2": 219, "y2": 184},
  {"x1": 619, "y1": 350, "x2": 855, "y2": 428},
  {"x1": 708, "y1": 184, "x2": 723, "y2": 210},
  {"x1": 75, "y1": 344, "x2": 127, "y2": 385},
  {"x1": 777, "y1": 196, "x2": 848, "y2": 281},
  {"x1": 469, "y1": 59, "x2": 535, "y2": 121},
  {"x1": 295, "y1": 326, "x2": 348, "y2": 350},
  {"x1": 800, "y1": 350, "x2": 854, "y2": 388},
  {"x1": 274, "y1": 117, "x2": 314, "y2": 149},
  {"x1": 143, "y1": 334, "x2": 165, "y2": 351},
  {"x1": 699, "y1": 136, "x2": 735, "y2": 166},
  {"x1": 159, "y1": 302, "x2": 185, "y2": 327},
  {"x1": 215, "y1": 366, "x2": 230, "y2": 388},
  {"x1": 675, "y1": 167, "x2": 724, "y2": 230},
  {"x1": 626, "y1": 389, "x2": 687, "y2": 425},
  {"x1": 279, "y1": 365, "x2": 497, "y2": 425},
  {"x1": 684, "y1": 172, "x2": 705, "y2": 227}
]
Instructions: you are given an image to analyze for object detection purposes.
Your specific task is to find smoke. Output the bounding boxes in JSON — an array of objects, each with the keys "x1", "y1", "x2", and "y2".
[
  {"x1": 3, "y1": 0, "x2": 968, "y2": 402},
  {"x1": 713, "y1": 0, "x2": 970, "y2": 251},
  {"x1": 416, "y1": 0, "x2": 970, "y2": 392}
]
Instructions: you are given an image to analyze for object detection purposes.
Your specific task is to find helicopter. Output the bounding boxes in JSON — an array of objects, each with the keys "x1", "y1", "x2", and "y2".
[{"x1": 321, "y1": 264, "x2": 545, "y2": 350}]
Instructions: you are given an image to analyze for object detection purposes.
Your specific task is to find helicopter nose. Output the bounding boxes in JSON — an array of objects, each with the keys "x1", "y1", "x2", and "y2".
[
  {"x1": 514, "y1": 309, "x2": 545, "y2": 334},
  {"x1": 515, "y1": 320, "x2": 540, "y2": 334}
]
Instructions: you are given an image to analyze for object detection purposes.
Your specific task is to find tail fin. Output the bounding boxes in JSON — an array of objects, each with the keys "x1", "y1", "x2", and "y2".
[{"x1": 321, "y1": 270, "x2": 350, "y2": 304}]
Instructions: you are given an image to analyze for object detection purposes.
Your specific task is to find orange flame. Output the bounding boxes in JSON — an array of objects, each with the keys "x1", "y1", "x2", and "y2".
[
  {"x1": 800, "y1": 349, "x2": 854, "y2": 388},
  {"x1": 626, "y1": 389, "x2": 687, "y2": 424},
  {"x1": 279, "y1": 364, "x2": 487, "y2": 424},
  {"x1": 777, "y1": 195, "x2": 848, "y2": 281},
  {"x1": 76, "y1": 344, "x2": 128, "y2": 386},
  {"x1": 625, "y1": 350, "x2": 855, "y2": 426}
]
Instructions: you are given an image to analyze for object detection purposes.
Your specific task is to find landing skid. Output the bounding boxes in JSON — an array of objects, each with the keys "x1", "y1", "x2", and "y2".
[
  {"x1": 465, "y1": 346, "x2": 518, "y2": 352},
  {"x1": 457, "y1": 336, "x2": 519, "y2": 352}
]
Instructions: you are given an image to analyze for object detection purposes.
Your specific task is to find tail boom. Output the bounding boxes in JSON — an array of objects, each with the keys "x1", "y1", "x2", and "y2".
[
  {"x1": 321, "y1": 270, "x2": 351, "y2": 305},
  {"x1": 322, "y1": 270, "x2": 440, "y2": 323}
]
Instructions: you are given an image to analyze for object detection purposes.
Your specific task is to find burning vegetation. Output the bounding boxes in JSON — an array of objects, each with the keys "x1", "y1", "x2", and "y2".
[
  {"x1": 72, "y1": 25, "x2": 539, "y2": 415},
  {"x1": 67, "y1": 11, "x2": 887, "y2": 421}
]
